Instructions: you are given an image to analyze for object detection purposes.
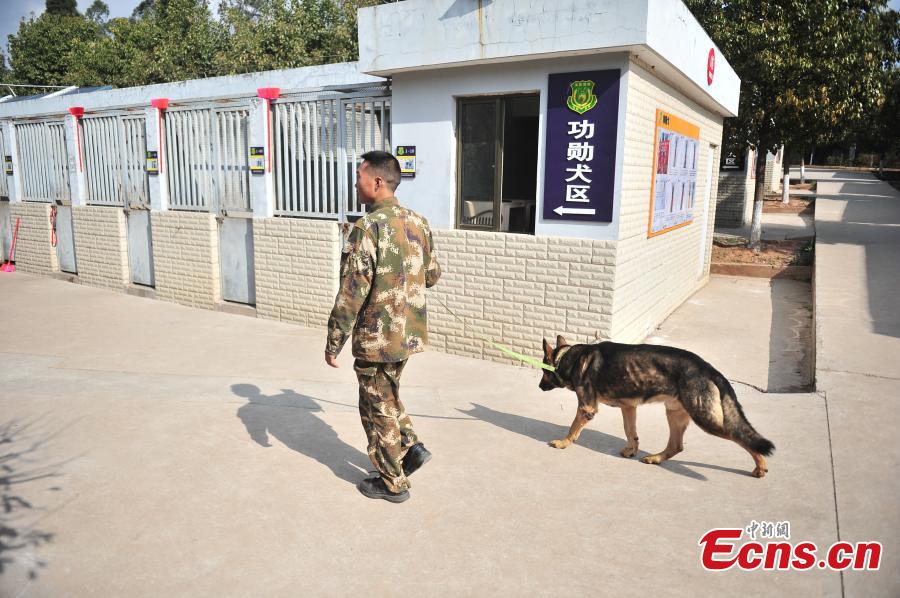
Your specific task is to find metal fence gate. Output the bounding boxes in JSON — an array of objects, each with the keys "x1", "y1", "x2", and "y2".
[
  {"x1": 273, "y1": 85, "x2": 391, "y2": 220},
  {"x1": 164, "y1": 103, "x2": 255, "y2": 304},
  {"x1": 164, "y1": 105, "x2": 251, "y2": 213},
  {"x1": 212, "y1": 107, "x2": 251, "y2": 214},
  {"x1": 0, "y1": 125, "x2": 8, "y2": 198},
  {"x1": 16, "y1": 120, "x2": 71, "y2": 203},
  {"x1": 342, "y1": 94, "x2": 392, "y2": 217},
  {"x1": 0, "y1": 125, "x2": 8, "y2": 261},
  {"x1": 82, "y1": 112, "x2": 155, "y2": 286},
  {"x1": 165, "y1": 107, "x2": 216, "y2": 212},
  {"x1": 0, "y1": 201, "x2": 10, "y2": 262},
  {"x1": 16, "y1": 119, "x2": 76, "y2": 273},
  {"x1": 83, "y1": 113, "x2": 149, "y2": 207}
]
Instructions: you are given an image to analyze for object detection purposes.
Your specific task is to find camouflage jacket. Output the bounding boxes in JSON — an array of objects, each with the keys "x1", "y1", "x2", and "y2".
[{"x1": 326, "y1": 197, "x2": 441, "y2": 362}]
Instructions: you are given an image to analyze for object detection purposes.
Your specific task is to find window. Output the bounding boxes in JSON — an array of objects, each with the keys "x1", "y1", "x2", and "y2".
[{"x1": 457, "y1": 95, "x2": 539, "y2": 233}]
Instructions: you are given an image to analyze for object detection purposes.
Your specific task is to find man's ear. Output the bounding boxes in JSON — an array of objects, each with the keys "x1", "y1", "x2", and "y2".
[
  {"x1": 542, "y1": 338, "x2": 552, "y2": 359},
  {"x1": 556, "y1": 334, "x2": 568, "y2": 348}
]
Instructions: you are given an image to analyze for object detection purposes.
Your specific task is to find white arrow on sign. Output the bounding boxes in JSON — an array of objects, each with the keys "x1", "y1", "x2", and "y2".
[{"x1": 554, "y1": 206, "x2": 596, "y2": 216}]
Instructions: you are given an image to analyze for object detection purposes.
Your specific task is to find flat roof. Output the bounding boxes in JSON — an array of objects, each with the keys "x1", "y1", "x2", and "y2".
[
  {"x1": 358, "y1": 0, "x2": 740, "y2": 117},
  {"x1": 0, "y1": 63, "x2": 384, "y2": 120}
]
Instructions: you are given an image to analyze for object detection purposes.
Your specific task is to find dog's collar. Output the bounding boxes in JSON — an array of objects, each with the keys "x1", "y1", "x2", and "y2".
[
  {"x1": 555, "y1": 345, "x2": 571, "y2": 365},
  {"x1": 551, "y1": 345, "x2": 572, "y2": 378}
]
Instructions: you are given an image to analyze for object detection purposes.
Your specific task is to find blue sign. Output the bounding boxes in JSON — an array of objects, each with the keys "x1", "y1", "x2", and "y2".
[{"x1": 542, "y1": 70, "x2": 620, "y2": 222}]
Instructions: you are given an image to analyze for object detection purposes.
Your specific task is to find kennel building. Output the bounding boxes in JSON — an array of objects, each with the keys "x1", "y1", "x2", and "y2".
[{"x1": 0, "y1": 0, "x2": 739, "y2": 364}]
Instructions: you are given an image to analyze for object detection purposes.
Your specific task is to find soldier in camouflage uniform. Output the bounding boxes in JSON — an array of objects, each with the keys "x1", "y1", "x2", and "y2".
[{"x1": 325, "y1": 150, "x2": 441, "y2": 503}]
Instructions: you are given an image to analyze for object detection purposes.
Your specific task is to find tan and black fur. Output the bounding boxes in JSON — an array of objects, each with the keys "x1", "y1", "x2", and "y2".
[{"x1": 539, "y1": 336, "x2": 774, "y2": 478}]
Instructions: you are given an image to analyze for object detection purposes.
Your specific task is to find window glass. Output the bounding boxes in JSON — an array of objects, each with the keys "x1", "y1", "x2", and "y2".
[
  {"x1": 458, "y1": 101, "x2": 497, "y2": 228},
  {"x1": 457, "y1": 95, "x2": 539, "y2": 233}
]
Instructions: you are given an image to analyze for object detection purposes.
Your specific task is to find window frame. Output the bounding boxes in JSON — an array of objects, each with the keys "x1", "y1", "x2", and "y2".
[{"x1": 455, "y1": 93, "x2": 539, "y2": 232}]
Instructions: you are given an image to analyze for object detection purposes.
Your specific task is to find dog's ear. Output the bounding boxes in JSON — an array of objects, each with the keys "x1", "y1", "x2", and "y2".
[
  {"x1": 556, "y1": 334, "x2": 568, "y2": 348},
  {"x1": 542, "y1": 338, "x2": 552, "y2": 359}
]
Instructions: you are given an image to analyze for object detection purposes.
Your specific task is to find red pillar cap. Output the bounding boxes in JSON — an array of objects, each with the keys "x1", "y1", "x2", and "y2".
[
  {"x1": 151, "y1": 98, "x2": 170, "y2": 110},
  {"x1": 257, "y1": 87, "x2": 280, "y2": 100},
  {"x1": 68, "y1": 107, "x2": 84, "y2": 118}
]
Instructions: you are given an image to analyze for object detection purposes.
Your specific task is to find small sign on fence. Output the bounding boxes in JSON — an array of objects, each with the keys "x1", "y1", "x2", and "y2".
[
  {"x1": 249, "y1": 147, "x2": 265, "y2": 174},
  {"x1": 396, "y1": 146, "x2": 416, "y2": 178},
  {"x1": 146, "y1": 151, "x2": 159, "y2": 175}
]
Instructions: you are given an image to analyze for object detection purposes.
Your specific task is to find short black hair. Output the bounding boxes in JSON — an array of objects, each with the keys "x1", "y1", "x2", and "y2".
[{"x1": 361, "y1": 150, "x2": 402, "y2": 192}]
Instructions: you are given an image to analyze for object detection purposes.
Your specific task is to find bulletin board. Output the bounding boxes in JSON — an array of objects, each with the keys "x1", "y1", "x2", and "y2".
[{"x1": 648, "y1": 109, "x2": 700, "y2": 237}]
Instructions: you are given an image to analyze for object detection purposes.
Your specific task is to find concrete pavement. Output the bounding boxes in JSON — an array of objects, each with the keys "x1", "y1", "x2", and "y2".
[
  {"x1": 2, "y1": 167, "x2": 898, "y2": 595},
  {"x1": 648, "y1": 275, "x2": 813, "y2": 392},
  {"x1": 802, "y1": 169, "x2": 900, "y2": 597},
  {"x1": 0, "y1": 275, "x2": 838, "y2": 596}
]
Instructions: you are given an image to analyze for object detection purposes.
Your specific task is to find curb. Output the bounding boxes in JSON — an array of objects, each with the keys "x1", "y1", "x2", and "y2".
[{"x1": 710, "y1": 263, "x2": 812, "y2": 281}]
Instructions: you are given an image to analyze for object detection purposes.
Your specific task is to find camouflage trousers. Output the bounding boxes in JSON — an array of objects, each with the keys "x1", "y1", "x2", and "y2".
[{"x1": 354, "y1": 358, "x2": 419, "y2": 493}]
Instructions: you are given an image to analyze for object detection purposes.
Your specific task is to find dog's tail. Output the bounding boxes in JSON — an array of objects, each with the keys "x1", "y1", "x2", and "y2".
[
  {"x1": 686, "y1": 374, "x2": 775, "y2": 456},
  {"x1": 716, "y1": 375, "x2": 774, "y2": 455}
]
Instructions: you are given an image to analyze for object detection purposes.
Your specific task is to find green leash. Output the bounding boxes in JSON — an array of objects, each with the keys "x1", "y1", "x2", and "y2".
[{"x1": 431, "y1": 294, "x2": 556, "y2": 372}]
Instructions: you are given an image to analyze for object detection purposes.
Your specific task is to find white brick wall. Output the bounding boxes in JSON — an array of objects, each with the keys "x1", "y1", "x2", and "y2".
[
  {"x1": 772, "y1": 149, "x2": 784, "y2": 192},
  {"x1": 716, "y1": 170, "x2": 748, "y2": 227},
  {"x1": 254, "y1": 217, "x2": 340, "y2": 328},
  {"x1": 611, "y1": 59, "x2": 724, "y2": 343},
  {"x1": 764, "y1": 154, "x2": 775, "y2": 194},
  {"x1": 765, "y1": 148, "x2": 784, "y2": 193},
  {"x1": 150, "y1": 211, "x2": 220, "y2": 309},
  {"x1": 715, "y1": 148, "x2": 755, "y2": 228},
  {"x1": 9, "y1": 202, "x2": 57, "y2": 275},
  {"x1": 430, "y1": 229, "x2": 616, "y2": 365},
  {"x1": 72, "y1": 206, "x2": 128, "y2": 290}
]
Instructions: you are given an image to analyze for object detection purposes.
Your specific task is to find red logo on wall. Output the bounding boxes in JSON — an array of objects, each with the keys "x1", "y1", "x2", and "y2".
[{"x1": 707, "y1": 48, "x2": 716, "y2": 85}]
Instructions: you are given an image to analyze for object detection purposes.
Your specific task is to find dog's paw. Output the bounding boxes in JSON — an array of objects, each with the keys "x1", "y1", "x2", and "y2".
[
  {"x1": 751, "y1": 467, "x2": 768, "y2": 478},
  {"x1": 640, "y1": 454, "x2": 663, "y2": 465},
  {"x1": 620, "y1": 446, "x2": 638, "y2": 458},
  {"x1": 548, "y1": 439, "x2": 570, "y2": 449}
]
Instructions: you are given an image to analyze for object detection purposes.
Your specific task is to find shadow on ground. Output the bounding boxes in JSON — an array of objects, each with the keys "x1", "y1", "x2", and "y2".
[
  {"x1": 232, "y1": 385, "x2": 371, "y2": 485},
  {"x1": 0, "y1": 417, "x2": 66, "y2": 580},
  {"x1": 816, "y1": 174, "x2": 900, "y2": 341},
  {"x1": 456, "y1": 403, "x2": 758, "y2": 481},
  {"x1": 768, "y1": 279, "x2": 815, "y2": 392}
]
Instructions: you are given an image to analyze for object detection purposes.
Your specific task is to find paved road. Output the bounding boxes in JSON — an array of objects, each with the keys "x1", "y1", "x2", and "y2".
[
  {"x1": 801, "y1": 168, "x2": 900, "y2": 597},
  {"x1": 0, "y1": 274, "x2": 837, "y2": 596},
  {"x1": 2, "y1": 167, "x2": 897, "y2": 595}
]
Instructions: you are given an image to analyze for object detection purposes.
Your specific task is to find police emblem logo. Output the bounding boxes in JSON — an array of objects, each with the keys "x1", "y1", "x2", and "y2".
[{"x1": 566, "y1": 80, "x2": 598, "y2": 115}]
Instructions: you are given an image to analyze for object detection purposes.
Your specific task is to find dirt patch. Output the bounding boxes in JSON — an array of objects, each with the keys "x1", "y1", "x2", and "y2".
[
  {"x1": 763, "y1": 194, "x2": 814, "y2": 214},
  {"x1": 713, "y1": 238, "x2": 814, "y2": 267}
]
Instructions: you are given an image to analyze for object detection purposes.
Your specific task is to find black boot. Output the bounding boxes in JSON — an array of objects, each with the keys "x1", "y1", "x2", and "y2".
[
  {"x1": 357, "y1": 476, "x2": 409, "y2": 503},
  {"x1": 402, "y1": 443, "x2": 432, "y2": 477}
]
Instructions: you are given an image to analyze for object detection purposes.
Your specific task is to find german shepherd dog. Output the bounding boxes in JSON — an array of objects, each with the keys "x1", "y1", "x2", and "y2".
[{"x1": 539, "y1": 336, "x2": 774, "y2": 478}]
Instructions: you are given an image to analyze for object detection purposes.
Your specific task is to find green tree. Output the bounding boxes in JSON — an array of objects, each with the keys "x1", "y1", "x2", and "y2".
[
  {"x1": 13, "y1": 0, "x2": 394, "y2": 90},
  {"x1": 215, "y1": 0, "x2": 368, "y2": 75},
  {"x1": 8, "y1": 13, "x2": 100, "y2": 91},
  {"x1": 852, "y1": 68, "x2": 900, "y2": 174},
  {"x1": 68, "y1": 17, "x2": 140, "y2": 87},
  {"x1": 46, "y1": 0, "x2": 79, "y2": 16},
  {"x1": 219, "y1": 0, "x2": 268, "y2": 20},
  {"x1": 86, "y1": 0, "x2": 111, "y2": 24},
  {"x1": 132, "y1": 0, "x2": 157, "y2": 18},
  {"x1": 0, "y1": 53, "x2": 11, "y2": 92},
  {"x1": 685, "y1": 0, "x2": 899, "y2": 249},
  {"x1": 73, "y1": 0, "x2": 225, "y2": 87}
]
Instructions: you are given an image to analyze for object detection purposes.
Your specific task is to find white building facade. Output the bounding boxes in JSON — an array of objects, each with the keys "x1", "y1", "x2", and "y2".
[{"x1": 0, "y1": 0, "x2": 740, "y2": 364}]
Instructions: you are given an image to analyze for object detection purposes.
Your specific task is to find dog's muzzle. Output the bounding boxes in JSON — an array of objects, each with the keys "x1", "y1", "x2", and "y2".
[{"x1": 539, "y1": 372, "x2": 561, "y2": 391}]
